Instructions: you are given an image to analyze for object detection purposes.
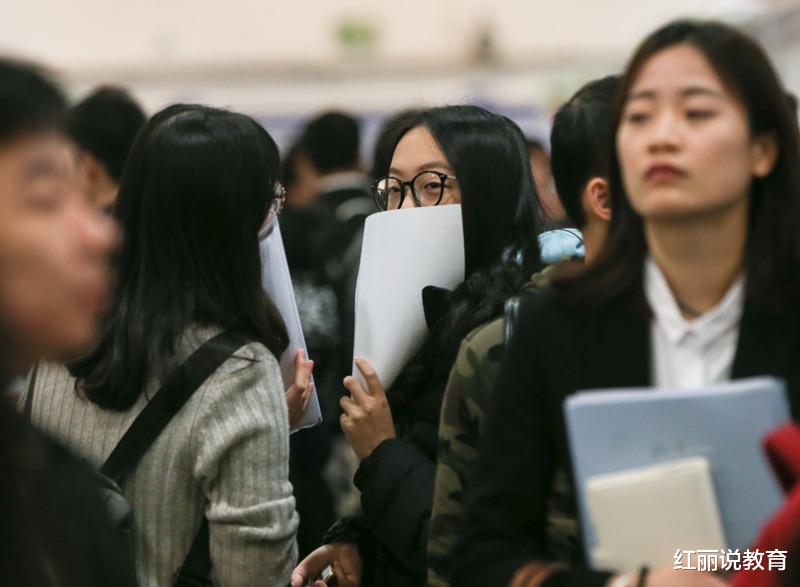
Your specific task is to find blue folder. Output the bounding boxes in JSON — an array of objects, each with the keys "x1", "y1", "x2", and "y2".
[{"x1": 563, "y1": 377, "x2": 790, "y2": 566}]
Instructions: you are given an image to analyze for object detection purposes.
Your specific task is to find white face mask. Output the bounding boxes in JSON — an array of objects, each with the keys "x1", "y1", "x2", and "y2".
[{"x1": 352, "y1": 205, "x2": 465, "y2": 390}]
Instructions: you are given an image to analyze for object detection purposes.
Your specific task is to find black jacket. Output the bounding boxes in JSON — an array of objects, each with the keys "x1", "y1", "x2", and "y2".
[
  {"x1": 453, "y1": 286, "x2": 800, "y2": 587},
  {"x1": 0, "y1": 405, "x2": 137, "y2": 587},
  {"x1": 323, "y1": 361, "x2": 446, "y2": 587}
]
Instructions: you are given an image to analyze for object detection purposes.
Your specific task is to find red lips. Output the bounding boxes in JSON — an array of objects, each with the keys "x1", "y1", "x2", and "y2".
[{"x1": 645, "y1": 163, "x2": 686, "y2": 182}]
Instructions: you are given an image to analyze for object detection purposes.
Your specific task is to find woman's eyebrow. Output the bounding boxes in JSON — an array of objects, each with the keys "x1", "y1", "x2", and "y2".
[
  {"x1": 414, "y1": 161, "x2": 452, "y2": 173},
  {"x1": 626, "y1": 89, "x2": 656, "y2": 103},
  {"x1": 388, "y1": 161, "x2": 454, "y2": 177},
  {"x1": 627, "y1": 86, "x2": 725, "y2": 103},
  {"x1": 681, "y1": 86, "x2": 725, "y2": 99}
]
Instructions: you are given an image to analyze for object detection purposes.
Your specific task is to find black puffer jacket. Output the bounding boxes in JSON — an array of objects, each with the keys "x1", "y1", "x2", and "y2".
[{"x1": 323, "y1": 349, "x2": 447, "y2": 587}]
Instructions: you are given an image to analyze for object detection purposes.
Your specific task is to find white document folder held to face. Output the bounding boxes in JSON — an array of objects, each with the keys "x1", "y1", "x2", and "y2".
[
  {"x1": 259, "y1": 218, "x2": 321, "y2": 432},
  {"x1": 352, "y1": 206, "x2": 465, "y2": 389},
  {"x1": 564, "y1": 377, "x2": 790, "y2": 571}
]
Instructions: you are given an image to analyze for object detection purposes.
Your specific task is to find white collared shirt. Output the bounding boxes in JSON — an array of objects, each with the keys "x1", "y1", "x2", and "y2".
[{"x1": 645, "y1": 257, "x2": 745, "y2": 390}]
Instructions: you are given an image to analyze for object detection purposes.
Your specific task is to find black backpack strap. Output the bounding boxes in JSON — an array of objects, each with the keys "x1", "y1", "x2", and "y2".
[
  {"x1": 98, "y1": 331, "x2": 249, "y2": 587},
  {"x1": 100, "y1": 331, "x2": 248, "y2": 483},
  {"x1": 22, "y1": 363, "x2": 40, "y2": 421},
  {"x1": 503, "y1": 296, "x2": 521, "y2": 347},
  {"x1": 174, "y1": 519, "x2": 211, "y2": 587}
]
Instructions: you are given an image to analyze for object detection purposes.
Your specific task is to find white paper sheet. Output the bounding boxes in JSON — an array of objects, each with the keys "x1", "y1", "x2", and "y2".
[
  {"x1": 352, "y1": 205, "x2": 465, "y2": 389},
  {"x1": 259, "y1": 218, "x2": 322, "y2": 432}
]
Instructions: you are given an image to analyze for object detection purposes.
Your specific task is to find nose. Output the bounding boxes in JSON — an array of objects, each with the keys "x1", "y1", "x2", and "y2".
[
  {"x1": 647, "y1": 110, "x2": 680, "y2": 154},
  {"x1": 399, "y1": 183, "x2": 416, "y2": 209}
]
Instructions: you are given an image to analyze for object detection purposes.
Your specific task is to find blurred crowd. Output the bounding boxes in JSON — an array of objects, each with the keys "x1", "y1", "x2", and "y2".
[{"x1": 2, "y1": 17, "x2": 800, "y2": 587}]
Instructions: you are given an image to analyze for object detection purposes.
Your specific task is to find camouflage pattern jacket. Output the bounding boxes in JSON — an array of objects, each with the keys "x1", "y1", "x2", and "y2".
[{"x1": 427, "y1": 266, "x2": 581, "y2": 587}]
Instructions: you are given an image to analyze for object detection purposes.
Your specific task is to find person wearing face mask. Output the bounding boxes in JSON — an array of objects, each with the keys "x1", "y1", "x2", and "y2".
[
  {"x1": 24, "y1": 105, "x2": 300, "y2": 587},
  {"x1": 0, "y1": 59, "x2": 133, "y2": 586},
  {"x1": 291, "y1": 105, "x2": 543, "y2": 587},
  {"x1": 452, "y1": 20, "x2": 800, "y2": 587}
]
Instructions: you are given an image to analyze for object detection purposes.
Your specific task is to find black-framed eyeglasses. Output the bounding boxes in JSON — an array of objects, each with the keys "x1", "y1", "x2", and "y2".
[
  {"x1": 268, "y1": 182, "x2": 286, "y2": 218},
  {"x1": 371, "y1": 170, "x2": 457, "y2": 211}
]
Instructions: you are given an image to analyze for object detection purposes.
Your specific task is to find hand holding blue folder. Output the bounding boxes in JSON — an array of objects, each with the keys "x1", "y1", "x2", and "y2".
[{"x1": 564, "y1": 377, "x2": 790, "y2": 570}]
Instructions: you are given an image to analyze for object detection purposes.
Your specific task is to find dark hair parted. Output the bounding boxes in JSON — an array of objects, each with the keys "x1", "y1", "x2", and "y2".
[
  {"x1": 550, "y1": 75, "x2": 619, "y2": 228},
  {"x1": 66, "y1": 86, "x2": 147, "y2": 183},
  {"x1": 381, "y1": 105, "x2": 542, "y2": 409},
  {"x1": 554, "y1": 20, "x2": 800, "y2": 312},
  {"x1": 300, "y1": 111, "x2": 360, "y2": 174},
  {"x1": 0, "y1": 59, "x2": 66, "y2": 145},
  {"x1": 70, "y1": 104, "x2": 289, "y2": 410}
]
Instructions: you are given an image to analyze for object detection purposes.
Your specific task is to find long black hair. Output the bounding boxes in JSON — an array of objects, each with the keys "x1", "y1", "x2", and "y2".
[
  {"x1": 70, "y1": 104, "x2": 289, "y2": 410},
  {"x1": 380, "y1": 105, "x2": 542, "y2": 409},
  {"x1": 554, "y1": 20, "x2": 800, "y2": 312}
]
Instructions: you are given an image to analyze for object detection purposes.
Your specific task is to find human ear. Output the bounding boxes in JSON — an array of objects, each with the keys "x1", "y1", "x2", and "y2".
[
  {"x1": 82, "y1": 153, "x2": 102, "y2": 182},
  {"x1": 751, "y1": 132, "x2": 778, "y2": 178},
  {"x1": 582, "y1": 177, "x2": 612, "y2": 223}
]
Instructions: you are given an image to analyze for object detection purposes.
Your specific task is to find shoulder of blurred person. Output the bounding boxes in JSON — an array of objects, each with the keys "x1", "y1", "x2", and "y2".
[
  {"x1": 315, "y1": 171, "x2": 373, "y2": 216},
  {"x1": 306, "y1": 171, "x2": 372, "y2": 285},
  {"x1": 0, "y1": 402, "x2": 136, "y2": 587}
]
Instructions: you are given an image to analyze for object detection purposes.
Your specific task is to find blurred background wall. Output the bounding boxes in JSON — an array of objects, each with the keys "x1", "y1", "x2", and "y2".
[{"x1": 3, "y1": 0, "x2": 798, "y2": 149}]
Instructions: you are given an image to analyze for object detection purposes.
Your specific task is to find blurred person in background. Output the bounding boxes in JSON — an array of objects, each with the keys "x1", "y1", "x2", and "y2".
[
  {"x1": 291, "y1": 104, "x2": 542, "y2": 587},
  {"x1": 0, "y1": 58, "x2": 134, "y2": 586},
  {"x1": 281, "y1": 141, "x2": 342, "y2": 414},
  {"x1": 24, "y1": 104, "x2": 299, "y2": 587},
  {"x1": 66, "y1": 85, "x2": 146, "y2": 213},
  {"x1": 427, "y1": 74, "x2": 618, "y2": 587},
  {"x1": 279, "y1": 144, "x2": 340, "y2": 559},
  {"x1": 453, "y1": 20, "x2": 800, "y2": 587},
  {"x1": 527, "y1": 139, "x2": 568, "y2": 227},
  {"x1": 299, "y1": 112, "x2": 374, "y2": 383},
  {"x1": 299, "y1": 110, "x2": 372, "y2": 230},
  {"x1": 283, "y1": 141, "x2": 321, "y2": 208},
  {"x1": 280, "y1": 113, "x2": 377, "y2": 558},
  {"x1": 284, "y1": 109, "x2": 432, "y2": 561}
]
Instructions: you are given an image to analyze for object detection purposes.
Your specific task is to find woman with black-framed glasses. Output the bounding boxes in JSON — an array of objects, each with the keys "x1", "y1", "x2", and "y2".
[
  {"x1": 292, "y1": 105, "x2": 543, "y2": 587},
  {"x1": 371, "y1": 170, "x2": 458, "y2": 210}
]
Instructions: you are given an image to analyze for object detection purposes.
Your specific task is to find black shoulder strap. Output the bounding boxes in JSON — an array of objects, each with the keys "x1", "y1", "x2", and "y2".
[
  {"x1": 504, "y1": 296, "x2": 521, "y2": 347},
  {"x1": 99, "y1": 331, "x2": 248, "y2": 587},
  {"x1": 99, "y1": 331, "x2": 248, "y2": 483},
  {"x1": 23, "y1": 363, "x2": 40, "y2": 421},
  {"x1": 175, "y1": 520, "x2": 212, "y2": 587}
]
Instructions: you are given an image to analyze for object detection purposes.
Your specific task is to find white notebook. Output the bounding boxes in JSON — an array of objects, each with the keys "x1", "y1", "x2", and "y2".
[{"x1": 587, "y1": 457, "x2": 726, "y2": 571}]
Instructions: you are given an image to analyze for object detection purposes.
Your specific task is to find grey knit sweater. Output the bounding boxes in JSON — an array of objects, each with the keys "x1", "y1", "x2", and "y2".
[{"x1": 22, "y1": 327, "x2": 299, "y2": 587}]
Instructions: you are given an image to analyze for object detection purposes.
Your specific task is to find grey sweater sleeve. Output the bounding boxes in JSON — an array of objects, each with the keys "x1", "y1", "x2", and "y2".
[{"x1": 191, "y1": 345, "x2": 299, "y2": 587}]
